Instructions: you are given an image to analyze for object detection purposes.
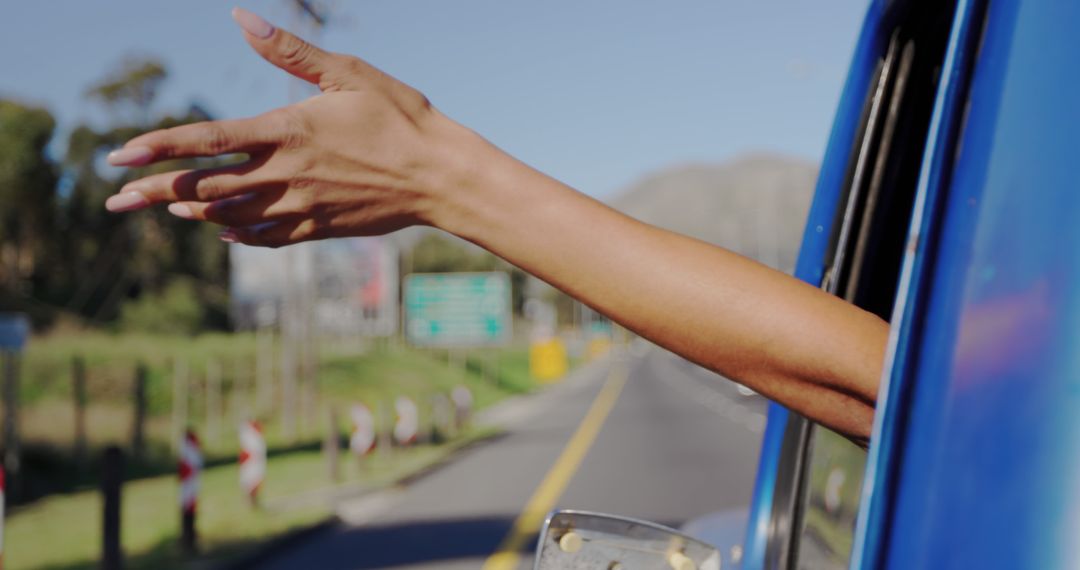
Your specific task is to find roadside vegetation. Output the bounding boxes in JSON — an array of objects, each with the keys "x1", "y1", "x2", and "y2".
[
  {"x1": 8, "y1": 428, "x2": 499, "y2": 570},
  {"x1": 7, "y1": 331, "x2": 538, "y2": 570},
  {"x1": 0, "y1": 53, "x2": 587, "y2": 570}
]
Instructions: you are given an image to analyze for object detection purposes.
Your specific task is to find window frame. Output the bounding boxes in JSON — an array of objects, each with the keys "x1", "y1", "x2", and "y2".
[{"x1": 755, "y1": 1, "x2": 966, "y2": 567}]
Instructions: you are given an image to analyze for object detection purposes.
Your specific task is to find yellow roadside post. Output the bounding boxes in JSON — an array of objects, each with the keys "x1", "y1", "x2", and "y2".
[{"x1": 530, "y1": 337, "x2": 568, "y2": 383}]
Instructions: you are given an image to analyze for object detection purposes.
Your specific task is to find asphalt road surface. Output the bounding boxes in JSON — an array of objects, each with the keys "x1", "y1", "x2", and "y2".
[{"x1": 255, "y1": 342, "x2": 767, "y2": 569}]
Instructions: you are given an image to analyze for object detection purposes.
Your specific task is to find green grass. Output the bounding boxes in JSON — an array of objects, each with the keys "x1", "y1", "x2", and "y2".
[
  {"x1": 5, "y1": 428, "x2": 497, "y2": 570},
  {"x1": 15, "y1": 333, "x2": 534, "y2": 481},
  {"x1": 5, "y1": 331, "x2": 557, "y2": 569},
  {"x1": 20, "y1": 332, "x2": 258, "y2": 410}
]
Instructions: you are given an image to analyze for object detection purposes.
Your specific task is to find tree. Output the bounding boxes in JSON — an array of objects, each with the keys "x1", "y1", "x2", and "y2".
[
  {"x1": 0, "y1": 57, "x2": 235, "y2": 331},
  {"x1": 86, "y1": 59, "x2": 167, "y2": 126},
  {"x1": 58, "y1": 106, "x2": 232, "y2": 327},
  {"x1": 408, "y1": 232, "x2": 528, "y2": 314},
  {"x1": 0, "y1": 100, "x2": 58, "y2": 297},
  {"x1": 410, "y1": 233, "x2": 502, "y2": 274},
  {"x1": 68, "y1": 58, "x2": 227, "y2": 327}
]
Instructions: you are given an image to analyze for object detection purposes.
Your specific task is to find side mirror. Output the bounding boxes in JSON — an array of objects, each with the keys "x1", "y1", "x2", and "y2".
[{"x1": 535, "y1": 510, "x2": 722, "y2": 570}]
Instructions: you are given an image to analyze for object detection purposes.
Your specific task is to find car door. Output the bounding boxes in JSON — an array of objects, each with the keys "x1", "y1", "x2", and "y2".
[
  {"x1": 741, "y1": 0, "x2": 964, "y2": 568},
  {"x1": 851, "y1": 0, "x2": 1080, "y2": 567}
]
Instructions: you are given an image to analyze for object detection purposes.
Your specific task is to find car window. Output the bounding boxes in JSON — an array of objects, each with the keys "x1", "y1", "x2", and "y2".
[
  {"x1": 795, "y1": 427, "x2": 867, "y2": 569},
  {"x1": 782, "y1": 1, "x2": 961, "y2": 568}
]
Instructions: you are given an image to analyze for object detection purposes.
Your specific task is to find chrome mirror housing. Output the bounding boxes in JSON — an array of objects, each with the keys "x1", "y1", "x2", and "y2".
[{"x1": 535, "y1": 510, "x2": 722, "y2": 570}]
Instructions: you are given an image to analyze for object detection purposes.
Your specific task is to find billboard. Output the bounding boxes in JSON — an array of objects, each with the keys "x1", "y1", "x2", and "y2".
[{"x1": 230, "y1": 237, "x2": 398, "y2": 336}]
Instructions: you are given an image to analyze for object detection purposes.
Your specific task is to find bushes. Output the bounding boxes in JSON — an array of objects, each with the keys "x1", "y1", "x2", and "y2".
[{"x1": 119, "y1": 278, "x2": 202, "y2": 335}]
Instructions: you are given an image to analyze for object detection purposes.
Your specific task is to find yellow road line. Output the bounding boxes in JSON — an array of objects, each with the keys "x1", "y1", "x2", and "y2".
[{"x1": 482, "y1": 365, "x2": 629, "y2": 570}]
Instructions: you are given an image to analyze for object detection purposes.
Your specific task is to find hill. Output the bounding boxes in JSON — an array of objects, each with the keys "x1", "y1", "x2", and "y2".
[{"x1": 609, "y1": 154, "x2": 817, "y2": 273}]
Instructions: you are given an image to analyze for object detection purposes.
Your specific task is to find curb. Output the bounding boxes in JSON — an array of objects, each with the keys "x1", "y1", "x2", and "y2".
[{"x1": 218, "y1": 357, "x2": 610, "y2": 569}]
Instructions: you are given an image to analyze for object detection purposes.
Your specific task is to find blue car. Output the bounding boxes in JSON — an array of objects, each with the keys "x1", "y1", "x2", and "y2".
[
  {"x1": 537, "y1": 0, "x2": 1078, "y2": 568},
  {"x1": 738, "y1": 0, "x2": 1080, "y2": 568}
]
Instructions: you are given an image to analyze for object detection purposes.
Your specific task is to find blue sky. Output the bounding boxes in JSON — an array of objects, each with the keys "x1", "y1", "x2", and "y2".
[{"x1": 1, "y1": 1, "x2": 867, "y2": 199}]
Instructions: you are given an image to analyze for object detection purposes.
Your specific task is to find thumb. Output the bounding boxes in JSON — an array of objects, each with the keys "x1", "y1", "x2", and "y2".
[{"x1": 231, "y1": 7, "x2": 358, "y2": 91}]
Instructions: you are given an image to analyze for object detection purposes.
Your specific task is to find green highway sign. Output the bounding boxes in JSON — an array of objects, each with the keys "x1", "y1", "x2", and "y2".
[{"x1": 404, "y1": 272, "x2": 511, "y2": 347}]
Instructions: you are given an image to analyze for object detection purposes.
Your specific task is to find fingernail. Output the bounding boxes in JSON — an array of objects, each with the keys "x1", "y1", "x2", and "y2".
[
  {"x1": 107, "y1": 146, "x2": 153, "y2": 167},
  {"x1": 105, "y1": 192, "x2": 149, "y2": 212},
  {"x1": 168, "y1": 203, "x2": 195, "y2": 219},
  {"x1": 219, "y1": 229, "x2": 239, "y2": 243},
  {"x1": 120, "y1": 180, "x2": 151, "y2": 194},
  {"x1": 232, "y1": 7, "x2": 274, "y2": 39}
]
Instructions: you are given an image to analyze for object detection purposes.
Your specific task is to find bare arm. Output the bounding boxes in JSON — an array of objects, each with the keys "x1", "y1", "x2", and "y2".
[
  {"x1": 439, "y1": 142, "x2": 885, "y2": 441},
  {"x1": 105, "y1": 9, "x2": 886, "y2": 441}
]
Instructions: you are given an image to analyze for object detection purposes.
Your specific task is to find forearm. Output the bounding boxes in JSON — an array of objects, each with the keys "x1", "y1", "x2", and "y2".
[
  {"x1": 104, "y1": 11, "x2": 887, "y2": 441},
  {"x1": 431, "y1": 123, "x2": 887, "y2": 440}
]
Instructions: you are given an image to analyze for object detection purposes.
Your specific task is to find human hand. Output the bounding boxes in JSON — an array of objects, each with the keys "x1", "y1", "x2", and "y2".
[{"x1": 105, "y1": 8, "x2": 469, "y2": 247}]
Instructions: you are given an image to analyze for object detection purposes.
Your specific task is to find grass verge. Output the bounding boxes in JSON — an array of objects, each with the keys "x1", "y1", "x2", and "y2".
[
  {"x1": 6, "y1": 427, "x2": 499, "y2": 570},
  {"x1": 13, "y1": 332, "x2": 533, "y2": 501}
]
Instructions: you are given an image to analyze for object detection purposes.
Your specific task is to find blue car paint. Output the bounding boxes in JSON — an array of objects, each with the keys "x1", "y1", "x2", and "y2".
[
  {"x1": 875, "y1": 0, "x2": 1080, "y2": 567},
  {"x1": 741, "y1": 1, "x2": 889, "y2": 567},
  {"x1": 742, "y1": 0, "x2": 1080, "y2": 567},
  {"x1": 851, "y1": 0, "x2": 986, "y2": 566}
]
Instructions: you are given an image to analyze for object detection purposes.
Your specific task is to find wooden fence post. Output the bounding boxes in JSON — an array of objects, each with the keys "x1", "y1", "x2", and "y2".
[
  {"x1": 131, "y1": 363, "x2": 147, "y2": 460},
  {"x1": 172, "y1": 359, "x2": 188, "y2": 454},
  {"x1": 73, "y1": 355, "x2": 88, "y2": 466},
  {"x1": 231, "y1": 358, "x2": 250, "y2": 429},
  {"x1": 324, "y1": 406, "x2": 340, "y2": 483},
  {"x1": 205, "y1": 360, "x2": 222, "y2": 448},
  {"x1": 1, "y1": 351, "x2": 20, "y2": 499},
  {"x1": 280, "y1": 322, "x2": 297, "y2": 442},
  {"x1": 255, "y1": 327, "x2": 273, "y2": 418},
  {"x1": 101, "y1": 446, "x2": 124, "y2": 570}
]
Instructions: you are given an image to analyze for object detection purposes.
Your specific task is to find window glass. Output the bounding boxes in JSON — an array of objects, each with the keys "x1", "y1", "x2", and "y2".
[{"x1": 795, "y1": 427, "x2": 867, "y2": 569}]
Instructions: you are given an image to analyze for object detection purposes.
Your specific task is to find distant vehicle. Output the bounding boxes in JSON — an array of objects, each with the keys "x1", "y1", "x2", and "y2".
[
  {"x1": 534, "y1": 0, "x2": 1079, "y2": 568},
  {"x1": 735, "y1": 384, "x2": 757, "y2": 398}
]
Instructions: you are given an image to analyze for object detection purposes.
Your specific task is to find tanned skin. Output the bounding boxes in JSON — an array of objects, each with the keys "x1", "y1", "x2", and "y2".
[{"x1": 106, "y1": 9, "x2": 887, "y2": 443}]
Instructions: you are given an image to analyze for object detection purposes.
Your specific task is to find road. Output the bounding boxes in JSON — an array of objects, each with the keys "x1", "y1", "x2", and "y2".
[{"x1": 255, "y1": 342, "x2": 766, "y2": 569}]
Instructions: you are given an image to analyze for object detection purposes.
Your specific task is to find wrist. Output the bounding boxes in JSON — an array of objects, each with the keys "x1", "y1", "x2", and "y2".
[{"x1": 419, "y1": 111, "x2": 543, "y2": 244}]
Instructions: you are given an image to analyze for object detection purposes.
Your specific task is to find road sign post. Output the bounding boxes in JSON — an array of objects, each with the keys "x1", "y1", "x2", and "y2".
[{"x1": 0, "y1": 314, "x2": 29, "y2": 500}]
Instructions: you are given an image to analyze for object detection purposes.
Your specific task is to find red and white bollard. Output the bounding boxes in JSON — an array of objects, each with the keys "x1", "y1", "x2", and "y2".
[
  {"x1": 178, "y1": 429, "x2": 202, "y2": 553},
  {"x1": 393, "y1": 396, "x2": 419, "y2": 446},
  {"x1": 349, "y1": 403, "x2": 376, "y2": 457},
  {"x1": 238, "y1": 420, "x2": 266, "y2": 506},
  {"x1": 451, "y1": 385, "x2": 474, "y2": 429}
]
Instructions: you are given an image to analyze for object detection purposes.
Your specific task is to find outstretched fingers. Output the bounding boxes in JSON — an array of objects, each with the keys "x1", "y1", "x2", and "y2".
[
  {"x1": 104, "y1": 160, "x2": 270, "y2": 212},
  {"x1": 107, "y1": 112, "x2": 290, "y2": 167},
  {"x1": 167, "y1": 187, "x2": 313, "y2": 228}
]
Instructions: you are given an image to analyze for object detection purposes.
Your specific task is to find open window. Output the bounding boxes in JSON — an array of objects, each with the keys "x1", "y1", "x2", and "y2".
[{"x1": 760, "y1": 1, "x2": 963, "y2": 568}]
